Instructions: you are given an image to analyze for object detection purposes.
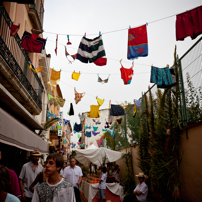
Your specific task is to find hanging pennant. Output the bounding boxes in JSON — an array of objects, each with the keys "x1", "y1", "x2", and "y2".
[
  {"x1": 74, "y1": 88, "x2": 85, "y2": 104},
  {"x1": 127, "y1": 24, "x2": 148, "y2": 60},
  {"x1": 10, "y1": 23, "x2": 20, "y2": 36},
  {"x1": 55, "y1": 34, "x2": 58, "y2": 55}
]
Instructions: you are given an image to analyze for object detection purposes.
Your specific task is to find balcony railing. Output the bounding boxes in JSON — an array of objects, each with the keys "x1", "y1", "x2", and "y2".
[{"x1": 0, "y1": 3, "x2": 44, "y2": 110}]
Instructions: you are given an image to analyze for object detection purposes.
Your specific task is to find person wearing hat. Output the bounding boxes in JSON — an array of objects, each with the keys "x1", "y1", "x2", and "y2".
[
  {"x1": 133, "y1": 172, "x2": 148, "y2": 201},
  {"x1": 19, "y1": 150, "x2": 43, "y2": 202}
]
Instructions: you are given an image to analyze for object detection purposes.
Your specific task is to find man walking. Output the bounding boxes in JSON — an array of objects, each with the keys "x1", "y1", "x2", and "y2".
[
  {"x1": 19, "y1": 150, "x2": 43, "y2": 202},
  {"x1": 32, "y1": 153, "x2": 75, "y2": 202},
  {"x1": 63, "y1": 157, "x2": 83, "y2": 202}
]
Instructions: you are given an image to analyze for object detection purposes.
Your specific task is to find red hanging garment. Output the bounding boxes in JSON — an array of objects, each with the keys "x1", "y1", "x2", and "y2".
[{"x1": 176, "y1": 6, "x2": 202, "y2": 41}]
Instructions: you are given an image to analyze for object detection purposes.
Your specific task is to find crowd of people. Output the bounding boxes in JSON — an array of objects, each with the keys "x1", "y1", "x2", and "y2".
[{"x1": 0, "y1": 149, "x2": 149, "y2": 202}]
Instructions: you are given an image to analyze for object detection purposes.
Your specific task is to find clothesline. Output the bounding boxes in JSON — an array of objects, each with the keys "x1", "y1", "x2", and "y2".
[
  {"x1": 46, "y1": 38, "x2": 152, "y2": 66},
  {"x1": 42, "y1": 11, "x2": 180, "y2": 36}
]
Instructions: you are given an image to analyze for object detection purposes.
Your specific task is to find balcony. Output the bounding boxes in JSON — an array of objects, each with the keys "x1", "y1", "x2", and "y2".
[
  {"x1": 28, "y1": 0, "x2": 44, "y2": 31},
  {"x1": 0, "y1": 3, "x2": 44, "y2": 115}
]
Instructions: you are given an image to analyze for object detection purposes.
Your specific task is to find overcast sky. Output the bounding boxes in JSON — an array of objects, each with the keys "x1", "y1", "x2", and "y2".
[{"x1": 43, "y1": 0, "x2": 202, "y2": 143}]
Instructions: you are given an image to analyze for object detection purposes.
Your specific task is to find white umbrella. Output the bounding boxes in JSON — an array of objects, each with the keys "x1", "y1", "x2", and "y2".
[{"x1": 75, "y1": 145, "x2": 123, "y2": 167}]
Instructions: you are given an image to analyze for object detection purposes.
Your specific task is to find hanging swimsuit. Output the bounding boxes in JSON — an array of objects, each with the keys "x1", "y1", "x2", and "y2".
[
  {"x1": 97, "y1": 74, "x2": 110, "y2": 84},
  {"x1": 120, "y1": 61, "x2": 134, "y2": 85}
]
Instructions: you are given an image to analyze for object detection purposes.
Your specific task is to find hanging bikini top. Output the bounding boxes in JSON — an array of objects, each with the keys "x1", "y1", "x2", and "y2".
[{"x1": 97, "y1": 74, "x2": 110, "y2": 83}]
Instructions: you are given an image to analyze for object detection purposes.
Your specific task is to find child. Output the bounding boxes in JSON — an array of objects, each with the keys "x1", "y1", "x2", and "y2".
[
  {"x1": 32, "y1": 153, "x2": 75, "y2": 202},
  {"x1": 0, "y1": 166, "x2": 20, "y2": 202},
  {"x1": 98, "y1": 166, "x2": 107, "y2": 202}
]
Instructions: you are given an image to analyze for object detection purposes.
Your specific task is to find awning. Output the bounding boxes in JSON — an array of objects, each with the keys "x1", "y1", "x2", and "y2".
[{"x1": 0, "y1": 108, "x2": 48, "y2": 154}]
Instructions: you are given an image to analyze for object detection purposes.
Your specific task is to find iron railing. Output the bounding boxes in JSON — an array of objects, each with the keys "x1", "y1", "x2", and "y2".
[{"x1": 0, "y1": 3, "x2": 43, "y2": 110}]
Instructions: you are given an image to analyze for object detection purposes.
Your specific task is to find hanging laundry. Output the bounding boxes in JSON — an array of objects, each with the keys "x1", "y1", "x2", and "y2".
[
  {"x1": 65, "y1": 46, "x2": 70, "y2": 57},
  {"x1": 84, "y1": 124, "x2": 91, "y2": 130},
  {"x1": 72, "y1": 71, "x2": 81, "y2": 81},
  {"x1": 51, "y1": 69, "x2": 61, "y2": 82},
  {"x1": 68, "y1": 103, "x2": 74, "y2": 116},
  {"x1": 110, "y1": 104, "x2": 125, "y2": 116},
  {"x1": 102, "y1": 128, "x2": 107, "y2": 132},
  {"x1": 71, "y1": 54, "x2": 77, "y2": 60},
  {"x1": 56, "y1": 95, "x2": 65, "y2": 107},
  {"x1": 67, "y1": 35, "x2": 72, "y2": 45},
  {"x1": 76, "y1": 35, "x2": 107, "y2": 65},
  {"x1": 96, "y1": 97, "x2": 104, "y2": 106},
  {"x1": 20, "y1": 31, "x2": 46, "y2": 53},
  {"x1": 35, "y1": 66, "x2": 43, "y2": 73},
  {"x1": 10, "y1": 23, "x2": 20, "y2": 36},
  {"x1": 74, "y1": 123, "x2": 82, "y2": 132},
  {"x1": 157, "y1": 66, "x2": 176, "y2": 88},
  {"x1": 120, "y1": 60, "x2": 134, "y2": 85},
  {"x1": 150, "y1": 66, "x2": 173, "y2": 88},
  {"x1": 134, "y1": 99, "x2": 141, "y2": 108},
  {"x1": 92, "y1": 131, "x2": 100, "y2": 136},
  {"x1": 97, "y1": 74, "x2": 110, "y2": 84},
  {"x1": 93, "y1": 126, "x2": 98, "y2": 132},
  {"x1": 108, "y1": 126, "x2": 115, "y2": 137},
  {"x1": 55, "y1": 34, "x2": 58, "y2": 55},
  {"x1": 105, "y1": 121, "x2": 111, "y2": 129},
  {"x1": 133, "y1": 102, "x2": 137, "y2": 118},
  {"x1": 63, "y1": 119, "x2": 70, "y2": 125},
  {"x1": 176, "y1": 6, "x2": 202, "y2": 41},
  {"x1": 78, "y1": 113, "x2": 85, "y2": 122},
  {"x1": 127, "y1": 24, "x2": 148, "y2": 60},
  {"x1": 74, "y1": 88, "x2": 85, "y2": 104},
  {"x1": 95, "y1": 120, "x2": 101, "y2": 125},
  {"x1": 85, "y1": 131, "x2": 91, "y2": 137},
  {"x1": 117, "y1": 117, "x2": 122, "y2": 124},
  {"x1": 94, "y1": 57, "x2": 107, "y2": 66},
  {"x1": 47, "y1": 111, "x2": 53, "y2": 118},
  {"x1": 77, "y1": 133, "x2": 81, "y2": 139},
  {"x1": 87, "y1": 105, "x2": 100, "y2": 118},
  {"x1": 48, "y1": 93, "x2": 55, "y2": 100},
  {"x1": 97, "y1": 138, "x2": 102, "y2": 147}
]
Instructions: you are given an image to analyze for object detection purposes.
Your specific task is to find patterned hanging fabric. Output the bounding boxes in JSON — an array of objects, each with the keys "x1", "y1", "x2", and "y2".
[
  {"x1": 51, "y1": 69, "x2": 61, "y2": 82},
  {"x1": 127, "y1": 24, "x2": 148, "y2": 60},
  {"x1": 74, "y1": 88, "x2": 85, "y2": 104}
]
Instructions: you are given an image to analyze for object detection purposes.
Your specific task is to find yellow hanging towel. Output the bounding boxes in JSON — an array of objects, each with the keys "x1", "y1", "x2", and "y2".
[
  {"x1": 96, "y1": 97, "x2": 104, "y2": 106},
  {"x1": 72, "y1": 71, "x2": 81, "y2": 81},
  {"x1": 51, "y1": 69, "x2": 61, "y2": 82},
  {"x1": 88, "y1": 105, "x2": 100, "y2": 118}
]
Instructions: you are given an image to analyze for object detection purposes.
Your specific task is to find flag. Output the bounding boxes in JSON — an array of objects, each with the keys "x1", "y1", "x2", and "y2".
[{"x1": 127, "y1": 24, "x2": 148, "y2": 60}]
